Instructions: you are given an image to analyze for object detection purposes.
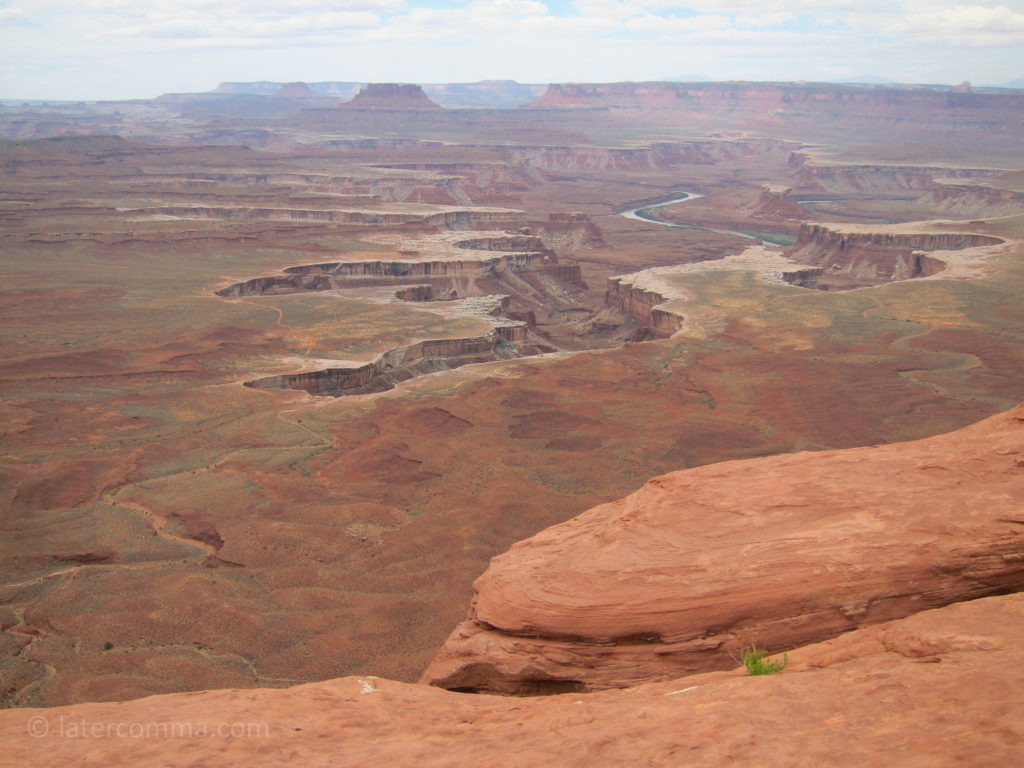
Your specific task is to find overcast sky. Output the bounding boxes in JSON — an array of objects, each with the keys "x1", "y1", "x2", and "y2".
[{"x1": 2, "y1": 0, "x2": 1023, "y2": 100}]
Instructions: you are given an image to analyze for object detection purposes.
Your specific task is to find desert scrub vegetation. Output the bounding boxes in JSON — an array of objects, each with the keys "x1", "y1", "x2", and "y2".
[{"x1": 741, "y1": 644, "x2": 788, "y2": 675}]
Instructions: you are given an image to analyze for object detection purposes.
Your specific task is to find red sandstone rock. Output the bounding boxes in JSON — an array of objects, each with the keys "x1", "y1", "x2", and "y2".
[
  {"x1": 422, "y1": 404, "x2": 1024, "y2": 693},
  {"x1": 340, "y1": 83, "x2": 443, "y2": 111},
  {"x1": 2, "y1": 594, "x2": 1022, "y2": 766}
]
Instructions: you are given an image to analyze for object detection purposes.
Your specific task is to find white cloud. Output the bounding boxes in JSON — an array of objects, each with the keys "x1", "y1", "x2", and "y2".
[
  {"x1": 625, "y1": 12, "x2": 730, "y2": 32},
  {"x1": 882, "y1": 3, "x2": 1024, "y2": 46},
  {"x1": 661, "y1": 1, "x2": 867, "y2": 11},
  {"x1": 735, "y1": 12, "x2": 797, "y2": 27},
  {"x1": 83, "y1": 0, "x2": 404, "y2": 10},
  {"x1": 95, "y1": 5, "x2": 386, "y2": 41},
  {"x1": 468, "y1": 0, "x2": 549, "y2": 17},
  {"x1": 3, "y1": 0, "x2": 1024, "y2": 98},
  {"x1": 0, "y1": 7, "x2": 28, "y2": 23}
]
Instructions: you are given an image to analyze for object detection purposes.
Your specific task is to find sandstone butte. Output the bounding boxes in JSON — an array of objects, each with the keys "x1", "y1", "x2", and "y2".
[
  {"x1": 338, "y1": 82, "x2": 444, "y2": 110},
  {"x1": 422, "y1": 403, "x2": 1024, "y2": 694},
  {"x1": 273, "y1": 81, "x2": 315, "y2": 98},
  {"x1": 1, "y1": 593, "x2": 1022, "y2": 766}
]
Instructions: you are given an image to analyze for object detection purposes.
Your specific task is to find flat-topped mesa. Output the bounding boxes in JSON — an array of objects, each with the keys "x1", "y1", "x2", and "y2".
[
  {"x1": 340, "y1": 83, "x2": 444, "y2": 111},
  {"x1": 274, "y1": 82, "x2": 315, "y2": 98},
  {"x1": 421, "y1": 403, "x2": 1024, "y2": 695},
  {"x1": 785, "y1": 222, "x2": 1004, "y2": 289}
]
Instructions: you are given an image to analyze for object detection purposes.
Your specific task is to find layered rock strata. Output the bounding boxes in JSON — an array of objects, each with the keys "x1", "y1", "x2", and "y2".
[
  {"x1": 786, "y1": 222, "x2": 1003, "y2": 288},
  {"x1": 788, "y1": 156, "x2": 1004, "y2": 194},
  {"x1": 216, "y1": 250, "x2": 583, "y2": 300},
  {"x1": 422, "y1": 404, "x2": 1024, "y2": 694},
  {"x1": 604, "y1": 278, "x2": 683, "y2": 336},
  {"x1": 919, "y1": 182, "x2": 1024, "y2": 218},
  {"x1": 246, "y1": 327, "x2": 545, "y2": 397},
  {"x1": 127, "y1": 205, "x2": 522, "y2": 227}
]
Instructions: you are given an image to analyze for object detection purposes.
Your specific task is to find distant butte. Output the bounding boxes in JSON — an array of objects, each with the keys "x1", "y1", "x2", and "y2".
[
  {"x1": 274, "y1": 81, "x2": 315, "y2": 98},
  {"x1": 340, "y1": 83, "x2": 444, "y2": 110}
]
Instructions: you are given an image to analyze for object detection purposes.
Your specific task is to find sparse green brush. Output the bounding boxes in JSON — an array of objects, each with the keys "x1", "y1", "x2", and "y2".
[{"x1": 741, "y1": 644, "x2": 788, "y2": 676}]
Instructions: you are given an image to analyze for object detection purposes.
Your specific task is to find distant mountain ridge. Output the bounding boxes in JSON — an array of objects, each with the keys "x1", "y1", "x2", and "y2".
[{"x1": 990, "y1": 76, "x2": 1024, "y2": 89}]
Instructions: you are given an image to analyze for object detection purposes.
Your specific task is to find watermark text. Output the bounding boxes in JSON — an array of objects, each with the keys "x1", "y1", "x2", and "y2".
[{"x1": 27, "y1": 715, "x2": 270, "y2": 740}]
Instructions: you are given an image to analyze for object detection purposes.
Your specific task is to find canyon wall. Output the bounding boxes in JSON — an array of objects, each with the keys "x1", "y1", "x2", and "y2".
[
  {"x1": 919, "y1": 183, "x2": 1024, "y2": 218},
  {"x1": 502, "y1": 139, "x2": 790, "y2": 172},
  {"x1": 604, "y1": 278, "x2": 682, "y2": 335},
  {"x1": 246, "y1": 328, "x2": 538, "y2": 397},
  {"x1": 788, "y1": 155, "x2": 1005, "y2": 194},
  {"x1": 785, "y1": 223, "x2": 1002, "y2": 287},
  {"x1": 219, "y1": 249, "x2": 581, "y2": 300},
  {"x1": 127, "y1": 205, "x2": 524, "y2": 228}
]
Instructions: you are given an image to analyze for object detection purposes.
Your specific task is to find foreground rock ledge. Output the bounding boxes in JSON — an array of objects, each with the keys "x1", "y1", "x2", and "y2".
[
  {"x1": 422, "y1": 404, "x2": 1024, "y2": 694},
  {"x1": 2, "y1": 595, "x2": 1023, "y2": 767}
]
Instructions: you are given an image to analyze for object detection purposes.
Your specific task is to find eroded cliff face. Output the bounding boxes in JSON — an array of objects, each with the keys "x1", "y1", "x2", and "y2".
[
  {"x1": 604, "y1": 278, "x2": 682, "y2": 336},
  {"x1": 222, "y1": 233, "x2": 620, "y2": 396},
  {"x1": 785, "y1": 223, "x2": 1002, "y2": 289},
  {"x1": 421, "y1": 404, "x2": 1024, "y2": 694},
  {"x1": 246, "y1": 328, "x2": 546, "y2": 397},
  {"x1": 217, "y1": 249, "x2": 582, "y2": 300},
  {"x1": 745, "y1": 184, "x2": 808, "y2": 220}
]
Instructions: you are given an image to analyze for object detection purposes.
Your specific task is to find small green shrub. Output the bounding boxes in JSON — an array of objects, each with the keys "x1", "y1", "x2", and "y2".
[
  {"x1": 102, "y1": 641, "x2": 113, "y2": 651},
  {"x1": 741, "y1": 643, "x2": 788, "y2": 675}
]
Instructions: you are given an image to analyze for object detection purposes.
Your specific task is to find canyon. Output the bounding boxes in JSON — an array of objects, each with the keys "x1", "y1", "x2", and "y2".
[{"x1": 1, "y1": 78, "x2": 1023, "y2": 765}]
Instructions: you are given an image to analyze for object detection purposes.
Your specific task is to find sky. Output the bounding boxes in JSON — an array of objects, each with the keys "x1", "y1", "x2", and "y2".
[{"x1": 1, "y1": 0, "x2": 1023, "y2": 100}]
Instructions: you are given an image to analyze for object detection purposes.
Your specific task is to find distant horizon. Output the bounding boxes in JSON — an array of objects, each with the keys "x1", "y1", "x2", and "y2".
[
  {"x1": 3, "y1": 1, "x2": 1023, "y2": 101},
  {"x1": 4, "y1": 75, "x2": 1024, "y2": 104}
]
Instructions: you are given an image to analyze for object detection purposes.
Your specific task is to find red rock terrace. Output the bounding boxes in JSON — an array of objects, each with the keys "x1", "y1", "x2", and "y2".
[{"x1": 422, "y1": 405, "x2": 1024, "y2": 694}]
